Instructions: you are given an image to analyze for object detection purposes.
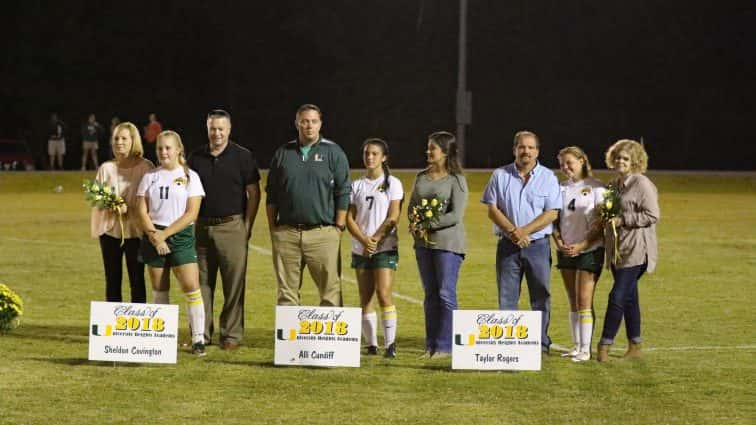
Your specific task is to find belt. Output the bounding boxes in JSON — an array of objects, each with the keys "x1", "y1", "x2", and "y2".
[
  {"x1": 288, "y1": 223, "x2": 324, "y2": 231},
  {"x1": 498, "y1": 235, "x2": 548, "y2": 243},
  {"x1": 199, "y1": 215, "x2": 241, "y2": 226}
]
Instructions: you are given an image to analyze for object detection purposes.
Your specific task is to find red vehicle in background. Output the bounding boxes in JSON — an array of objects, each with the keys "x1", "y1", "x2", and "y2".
[{"x1": 0, "y1": 139, "x2": 35, "y2": 170}]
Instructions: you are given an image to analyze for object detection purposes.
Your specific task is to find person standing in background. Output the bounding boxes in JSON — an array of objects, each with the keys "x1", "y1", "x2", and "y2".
[
  {"x1": 81, "y1": 113, "x2": 102, "y2": 170},
  {"x1": 48, "y1": 113, "x2": 66, "y2": 170},
  {"x1": 143, "y1": 113, "x2": 162, "y2": 165}
]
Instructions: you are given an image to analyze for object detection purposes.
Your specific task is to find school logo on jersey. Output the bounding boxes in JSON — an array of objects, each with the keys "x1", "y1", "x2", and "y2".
[
  {"x1": 581, "y1": 187, "x2": 592, "y2": 196},
  {"x1": 313, "y1": 153, "x2": 324, "y2": 162},
  {"x1": 173, "y1": 177, "x2": 187, "y2": 186}
]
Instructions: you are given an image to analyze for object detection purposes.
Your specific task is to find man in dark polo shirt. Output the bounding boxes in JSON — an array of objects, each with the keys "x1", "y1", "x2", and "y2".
[
  {"x1": 188, "y1": 109, "x2": 261, "y2": 351},
  {"x1": 266, "y1": 104, "x2": 351, "y2": 306}
]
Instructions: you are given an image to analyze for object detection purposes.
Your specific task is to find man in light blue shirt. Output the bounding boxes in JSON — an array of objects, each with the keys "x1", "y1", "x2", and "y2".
[{"x1": 481, "y1": 131, "x2": 561, "y2": 352}]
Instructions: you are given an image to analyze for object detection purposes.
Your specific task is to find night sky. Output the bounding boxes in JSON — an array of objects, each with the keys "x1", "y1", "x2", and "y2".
[{"x1": 2, "y1": 0, "x2": 754, "y2": 170}]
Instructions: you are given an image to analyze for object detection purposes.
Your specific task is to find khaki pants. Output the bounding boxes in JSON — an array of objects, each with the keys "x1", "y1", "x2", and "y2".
[
  {"x1": 271, "y1": 225, "x2": 343, "y2": 307},
  {"x1": 195, "y1": 216, "x2": 248, "y2": 344}
]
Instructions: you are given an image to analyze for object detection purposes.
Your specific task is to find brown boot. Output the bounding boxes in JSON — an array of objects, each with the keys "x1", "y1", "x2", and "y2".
[
  {"x1": 624, "y1": 342, "x2": 642, "y2": 359},
  {"x1": 597, "y1": 344, "x2": 611, "y2": 362}
]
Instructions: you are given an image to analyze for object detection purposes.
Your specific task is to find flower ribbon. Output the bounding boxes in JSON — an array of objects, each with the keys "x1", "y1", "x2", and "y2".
[
  {"x1": 610, "y1": 221, "x2": 620, "y2": 264},
  {"x1": 114, "y1": 205, "x2": 126, "y2": 247}
]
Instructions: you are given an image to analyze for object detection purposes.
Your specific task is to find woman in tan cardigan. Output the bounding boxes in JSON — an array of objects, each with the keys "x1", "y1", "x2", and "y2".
[
  {"x1": 597, "y1": 139, "x2": 659, "y2": 361},
  {"x1": 91, "y1": 122, "x2": 153, "y2": 302}
]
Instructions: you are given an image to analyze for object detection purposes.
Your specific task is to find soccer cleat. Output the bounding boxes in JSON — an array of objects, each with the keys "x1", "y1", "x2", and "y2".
[
  {"x1": 384, "y1": 343, "x2": 397, "y2": 358},
  {"x1": 366, "y1": 345, "x2": 378, "y2": 355},
  {"x1": 431, "y1": 351, "x2": 450, "y2": 359},
  {"x1": 571, "y1": 351, "x2": 591, "y2": 362},
  {"x1": 418, "y1": 351, "x2": 433, "y2": 360},
  {"x1": 561, "y1": 346, "x2": 579, "y2": 357},
  {"x1": 191, "y1": 342, "x2": 207, "y2": 357}
]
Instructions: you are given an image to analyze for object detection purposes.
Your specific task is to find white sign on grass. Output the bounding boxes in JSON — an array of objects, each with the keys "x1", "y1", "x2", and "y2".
[
  {"x1": 89, "y1": 301, "x2": 179, "y2": 364},
  {"x1": 274, "y1": 306, "x2": 361, "y2": 367},
  {"x1": 452, "y1": 310, "x2": 542, "y2": 371}
]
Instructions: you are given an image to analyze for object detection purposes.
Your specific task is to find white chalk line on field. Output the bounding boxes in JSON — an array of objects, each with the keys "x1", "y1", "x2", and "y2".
[
  {"x1": 551, "y1": 343, "x2": 756, "y2": 354},
  {"x1": 4, "y1": 237, "x2": 755, "y2": 354},
  {"x1": 2, "y1": 236, "x2": 91, "y2": 248}
]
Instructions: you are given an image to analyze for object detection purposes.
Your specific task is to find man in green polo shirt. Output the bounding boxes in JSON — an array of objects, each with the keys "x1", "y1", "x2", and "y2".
[{"x1": 266, "y1": 104, "x2": 351, "y2": 306}]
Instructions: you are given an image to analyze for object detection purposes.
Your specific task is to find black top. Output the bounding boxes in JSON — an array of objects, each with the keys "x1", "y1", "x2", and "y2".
[
  {"x1": 81, "y1": 122, "x2": 101, "y2": 141},
  {"x1": 49, "y1": 120, "x2": 65, "y2": 140},
  {"x1": 188, "y1": 141, "x2": 261, "y2": 218}
]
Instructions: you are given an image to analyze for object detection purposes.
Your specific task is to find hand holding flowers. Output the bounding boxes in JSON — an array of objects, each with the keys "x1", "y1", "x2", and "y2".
[
  {"x1": 83, "y1": 179, "x2": 125, "y2": 212},
  {"x1": 408, "y1": 197, "x2": 445, "y2": 246},
  {"x1": 84, "y1": 179, "x2": 127, "y2": 246}
]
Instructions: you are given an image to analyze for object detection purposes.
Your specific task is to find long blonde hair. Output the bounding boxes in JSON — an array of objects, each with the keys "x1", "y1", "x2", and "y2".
[{"x1": 156, "y1": 130, "x2": 190, "y2": 183}]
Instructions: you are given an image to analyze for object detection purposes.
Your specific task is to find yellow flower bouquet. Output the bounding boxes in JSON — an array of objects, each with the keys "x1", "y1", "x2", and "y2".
[
  {"x1": 0, "y1": 283, "x2": 23, "y2": 333},
  {"x1": 84, "y1": 179, "x2": 127, "y2": 245},
  {"x1": 408, "y1": 197, "x2": 446, "y2": 246},
  {"x1": 83, "y1": 179, "x2": 125, "y2": 211}
]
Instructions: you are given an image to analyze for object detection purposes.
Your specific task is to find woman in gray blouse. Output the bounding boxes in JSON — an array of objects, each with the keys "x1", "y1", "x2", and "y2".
[
  {"x1": 597, "y1": 139, "x2": 659, "y2": 362},
  {"x1": 408, "y1": 131, "x2": 468, "y2": 359}
]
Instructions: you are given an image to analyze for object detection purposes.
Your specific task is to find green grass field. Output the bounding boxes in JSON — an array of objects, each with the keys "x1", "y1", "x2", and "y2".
[{"x1": 0, "y1": 170, "x2": 754, "y2": 425}]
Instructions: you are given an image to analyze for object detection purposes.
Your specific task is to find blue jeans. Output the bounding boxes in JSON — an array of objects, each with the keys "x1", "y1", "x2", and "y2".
[
  {"x1": 600, "y1": 263, "x2": 647, "y2": 345},
  {"x1": 415, "y1": 247, "x2": 464, "y2": 353},
  {"x1": 496, "y1": 237, "x2": 552, "y2": 350}
]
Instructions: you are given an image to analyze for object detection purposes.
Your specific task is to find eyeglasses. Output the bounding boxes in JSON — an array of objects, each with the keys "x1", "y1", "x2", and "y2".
[{"x1": 207, "y1": 109, "x2": 231, "y2": 119}]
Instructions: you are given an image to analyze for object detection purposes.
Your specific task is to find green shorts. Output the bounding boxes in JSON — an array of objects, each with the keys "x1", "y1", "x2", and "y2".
[
  {"x1": 351, "y1": 251, "x2": 399, "y2": 271},
  {"x1": 556, "y1": 247, "x2": 605, "y2": 278},
  {"x1": 140, "y1": 224, "x2": 198, "y2": 268}
]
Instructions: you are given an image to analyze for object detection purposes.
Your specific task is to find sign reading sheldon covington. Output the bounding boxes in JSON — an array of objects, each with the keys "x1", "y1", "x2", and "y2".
[{"x1": 89, "y1": 302, "x2": 179, "y2": 364}]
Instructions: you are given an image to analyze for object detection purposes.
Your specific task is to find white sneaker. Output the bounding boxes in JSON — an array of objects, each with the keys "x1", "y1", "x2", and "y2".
[
  {"x1": 571, "y1": 351, "x2": 590, "y2": 362},
  {"x1": 561, "y1": 346, "x2": 579, "y2": 357}
]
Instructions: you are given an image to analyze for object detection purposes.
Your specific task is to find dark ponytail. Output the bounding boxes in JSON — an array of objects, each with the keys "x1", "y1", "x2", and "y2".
[{"x1": 362, "y1": 138, "x2": 391, "y2": 193}]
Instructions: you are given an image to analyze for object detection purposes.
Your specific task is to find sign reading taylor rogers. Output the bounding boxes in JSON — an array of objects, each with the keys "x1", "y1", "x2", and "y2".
[
  {"x1": 275, "y1": 306, "x2": 361, "y2": 367},
  {"x1": 89, "y1": 301, "x2": 179, "y2": 364},
  {"x1": 452, "y1": 310, "x2": 542, "y2": 371}
]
